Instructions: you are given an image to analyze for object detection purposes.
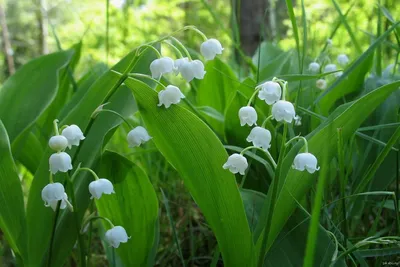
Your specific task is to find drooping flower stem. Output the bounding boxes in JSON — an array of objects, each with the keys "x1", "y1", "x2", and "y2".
[
  {"x1": 93, "y1": 108, "x2": 134, "y2": 129},
  {"x1": 272, "y1": 77, "x2": 288, "y2": 101},
  {"x1": 285, "y1": 136, "x2": 308, "y2": 153},
  {"x1": 49, "y1": 172, "x2": 54, "y2": 183},
  {"x1": 81, "y1": 215, "x2": 115, "y2": 234},
  {"x1": 187, "y1": 26, "x2": 208, "y2": 41},
  {"x1": 162, "y1": 40, "x2": 184, "y2": 58},
  {"x1": 75, "y1": 167, "x2": 100, "y2": 181},
  {"x1": 128, "y1": 73, "x2": 166, "y2": 91},
  {"x1": 53, "y1": 119, "x2": 60, "y2": 135},
  {"x1": 240, "y1": 146, "x2": 277, "y2": 169},
  {"x1": 261, "y1": 115, "x2": 274, "y2": 128},
  {"x1": 247, "y1": 87, "x2": 262, "y2": 106},
  {"x1": 138, "y1": 44, "x2": 161, "y2": 58},
  {"x1": 169, "y1": 36, "x2": 192, "y2": 60}
]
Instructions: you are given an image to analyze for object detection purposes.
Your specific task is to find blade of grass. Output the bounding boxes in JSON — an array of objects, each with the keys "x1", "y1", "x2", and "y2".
[
  {"x1": 376, "y1": 0, "x2": 382, "y2": 76},
  {"x1": 106, "y1": 0, "x2": 110, "y2": 65},
  {"x1": 285, "y1": 0, "x2": 301, "y2": 70},
  {"x1": 337, "y1": 128, "x2": 348, "y2": 252}
]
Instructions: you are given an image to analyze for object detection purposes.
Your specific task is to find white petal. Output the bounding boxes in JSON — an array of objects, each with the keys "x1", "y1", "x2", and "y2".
[
  {"x1": 49, "y1": 152, "x2": 73, "y2": 174},
  {"x1": 62, "y1": 125, "x2": 85, "y2": 149},
  {"x1": 48, "y1": 135, "x2": 68, "y2": 151}
]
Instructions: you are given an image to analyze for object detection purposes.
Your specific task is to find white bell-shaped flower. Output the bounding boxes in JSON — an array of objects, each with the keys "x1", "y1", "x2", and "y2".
[
  {"x1": 246, "y1": 127, "x2": 271, "y2": 150},
  {"x1": 157, "y1": 85, "x2": 185, "y2": 108},
  {"x1": 316, "y1": 79, "x2": 327, "y2": 90},
  {"x1": 49, "y1": 135, "x2": 68, "y2": 151},
  {"x1": 179, "y1": 60, "x2": 206, "y2": 82},
  {"x1": 174, "y1": 57, "x2": 189, "y2": 74},
  {"x1": 150, "y1": 57, "x2": 174, "y2": 79},
  {"x1": 337, "y1": 54, "x2": 349, "y2": 66},
  {"x1": 61, "y1": 125, "x2": 85, "y2": 149},
  {"x1": 271, "y1": 100, "x2": 296, "y2": 123},
  {"x1": 293, "y1": 152, "x2": 320, "y2": 173},
  {"x1": 49, "y1": 152, "x2": 73, "y2": 174},
  {"x1": 257, "y1": 81, "x2": 282, "y2": 105},
  {"x1": 127, "y1": 126, "x2": 152, "y2": 147},
  {"x1": 334, "y1": 71, "x2": 343, "y2": 78},
  {"x1": 324, "y1": 64, "x2": 337, "y2": 73},
  {"x1": 238, "y1": 106, "x2": 257, "y2": 126},
  {"x1": 89, "y1": 178, "x2": 115, "y2": 199},
  {"x1": 200, "y1": 39, "x2": 224, "y2": 60},
  {"x1": 223, "y1": 153, "x2": 248, "y2": 175},
  {"x1": 105, "y1": 226, "x2": 130, "y2": 248},
  {"x1": 41, "y1": 182, "x2": 69, "y2": 211},
  {"x1": 308, "y1": 62, "x2": 320, "y2": 73}
]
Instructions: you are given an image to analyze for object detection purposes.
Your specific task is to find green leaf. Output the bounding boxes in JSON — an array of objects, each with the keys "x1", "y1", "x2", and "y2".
[
  {"x1": 96, "y1": 151, "x2": 159, "y2": 267},
  {"x1": 125, "y1": 78, "x2": 255, "y2": 267},
  {"x1": 261, "y1": 80, "x2": 400, "y2": 252},
  {"x1": 0, "y1": 120, "x2": 28, "y2": 263},
  {"x1": 0, "y1": 50, "x2": 73, "y2": 143}
]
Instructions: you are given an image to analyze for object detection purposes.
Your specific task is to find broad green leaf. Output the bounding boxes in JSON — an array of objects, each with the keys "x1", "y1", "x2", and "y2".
[
  {"x1": 0, "y1": 50, "x2": 73, "y2": 143},
  {"x1": 11, "y1": 131, "x2": 44, "y2": 174},
  {"x1": 26, "y1": 47, "x2": 156, "y2": 266},
  {"x1": 96, "y1": 151, "x2": 159, "y2": 267},
  {"x1": 0, "y1": 120, "x2": 28, "y2": 264},
  {"x1": 125, "y1": 78, "x2": 255, "y2": 267},
  {"x1": 260, "y1": 80, "x2": 400, "y2": 252}
]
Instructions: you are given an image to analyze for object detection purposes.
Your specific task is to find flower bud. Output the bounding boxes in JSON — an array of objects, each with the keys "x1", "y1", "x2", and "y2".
[
  {"x1": 308, "y1": 62, "x2": 320, "y2": 73},
  {"x1": 61, "y1": 125, "x2": 85, "y2": 149},
  {"x1": 246, "y1": 127, "x2": 271, "y2": 150},
  {"x1": 127, "y1": 126, "x2": 152, "y2": 147},
  {"x1": 49, "y1": 152, "x2": 73, "y2": 174},
  {"x1": 316, "y1": 79, "x2": 327, "y2": 90},
  {"x1": 337, "y1": 54, "x2": 349, "y2": 66},
  {"x1": 200, "y1": 38, "x2": 224, "y2": 60},
  {"x1": 105, "y1": 226, "x2": 130, "y2": 248},
  {"x1": 293, "y1": 152, "x2": 320, "y2": 173},
  {"x1": 150, "y1": 57, "x2": 174, "y2": 79},
  {"x1": 178, "y1": 60, "x2": 206, "y2": 82},
  {"x1": 324, "y1": 64, "x2": 337, "y2": 73},
  {"x1": 257, "y1": 81, "x2": 282, "y2": 105},
  {"x1": 238, "y1": 106, "x2": 258, "y2": 126},
  {"x1": 271, "y1": 100, "x2": 296, "y2": 123},
  {"x1": 89, "y1": 178, "x2": 115, "y2": 199},
  {"x1": 223, "y1": 153, "x2": 248, "y2": 175},
  {"x1": 157, "y1": 85, "x2": 185, "y2": 108},
  {"x1": 48, "y1": 135, "x2": 68, "y2": 151}
]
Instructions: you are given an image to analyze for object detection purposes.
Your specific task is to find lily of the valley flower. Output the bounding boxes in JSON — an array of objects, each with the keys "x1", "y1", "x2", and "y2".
[
  {"x1": 223, "y1": 153, "x2": 248, "y2": 175},
  {"x1": 238, "y1": 106, "x2": 258, "y2": 126},
  {"x1": 177, "y1": 59, "x2": 206, "y2": 82},
  {"x1": 293, "y1": 152, "x2": 320, "y2": 173},
  {"x1": 324, "y1": 63, "x2": 337, "y2": 73},
  {"x1": 150, "y1": 57, "x2": 175, "y2": 79},
  {"x1": 105, "y1": 226, "x2": 130, "y2": 248},
  {"x1": 337, "y1": 54, "x2": 349, "y2": 66},
  {"x1": 257, "y1": 81, "x2": 282, "y2": 105},
  {"x1": 62, "y1": 125, "x2": 85, "y2": 149},
  {"x1": 316, "y1": 79, "x2": 327, "y2": 90},
  {"x1": 49, "y1": 135, "x2": 68, "y2": 151},
  {"x1": 246, "y1": 127, "x2": 271, "y2": 150},
  {"x1": 41, "y1": 182, "x2": 70, "y2": 211},
  {"x1": 127, "y1": 126, "x2": 152, "y2": 147},
  {"x1": 157, "y1": 85, "x2": 185, "y2": 108},
  {"x1": 308, "y1": 62, "x2": 320, "y2": 73},
  {"x1": 200, "y1": 39, "x2": 224, "y2": 60},
  {"x1": 49, "y1": 152, "x2": 73, "y2": 174},
  {"x1": 89, "y1": 178, "x2": 115, "y2": 199},
  {"x1": 271, "y1": 100, "x2": 296, "y2": 123}
]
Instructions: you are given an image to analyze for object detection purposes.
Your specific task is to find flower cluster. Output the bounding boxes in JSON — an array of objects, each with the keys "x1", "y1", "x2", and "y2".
[
  {"x1": 223, "y1": 78, "x2": 320, "y2": 176},
  {"x1": 41, "y1": 119, "x2": 129, "y2": 248}
]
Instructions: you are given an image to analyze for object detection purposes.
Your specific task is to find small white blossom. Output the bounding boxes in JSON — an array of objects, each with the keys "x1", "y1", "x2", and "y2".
[
  {"x1": 238, "y1": 106, "x2": 258, "y2": 126},
  {"x1": 178, "y1": 60, "x2": 206, "y2": 82},
  {"x1": 257, "y1": 81, "x2": 282, "y2": 105},
  {"x1": 49, "y1": 152, "x2": 73, "y2": 174},
  {"x1": 293, "y1": 152, "x2": 320, "y2": 173},
  {"x1": 150, "y1": 57, "x2": 174, "y2": 79},
  {"x1": 324, "y1": 64, "x2": 337, "y2": 73},
  {"x1": 157, "y1": 85, "x2": 185, "y2": 108},
  {"x1": 327, "y1": 39, "x2": 333, "y2": 47},
  {"x1": 294, "y1": 115, "x2": 302, "y2": 126},
  {"x1": 174, "y1": 57, "x2": 189, "y2": 74},
  {"x1": 223, "y1": 153, "x2": 248, "y2": 175},
  {"x1": 271, "y1": 100, "x2": 296, "y2": 123},
  {"x1": 89, "y1": 178, "x2": 115, "y2": 199},
  {"x1": 246, "y1": 127, "x2": 271, "y2": 150},
  {"x1": 337, "y1": 54, "x2": 349, "y2": 66},
  {"x1": 105, "y1": 226, "x2": 130, "y2": 248},
  {"x1": 48, "y1": 135, "x2": 68, "y2": 151},
  {"x1": 127, "y1": 126, "x2": 152, "y2": 147},
  {"x1": 316, "y1": 79, "x2": 327, "y2": 90},
  {"x1": 308, "y1": 62, "x2": 320, "y2": 73},
  {"x1": 200, "y1": 39, "x2": 224, "y2": 60},
  {"x1": 334, "y1": 71, "x2": 343, "y2": 78},
  {"x1": 62, "y1": 125, "x2": 85, "y2": 149},
  {"x1": 41, "y1": 183, "x2": 69, "y2": 211}
]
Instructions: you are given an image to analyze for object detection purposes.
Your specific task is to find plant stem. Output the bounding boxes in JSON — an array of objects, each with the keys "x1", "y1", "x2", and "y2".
[
  {"x1": 240, "y1": 146, "x2": 277, "y2": 169},
  {"x1": 285, "y1": 135, "x2": 308, "y2": 152},
  {"x1": 47, "y1": 201, "x2": 61, "y2": 267},
  {"x1": 94, "y1": 109, "x2": 134, "y2": 129},
  {"x1": 76, "y1": 167, "x2": 100, "y2": 181},
  {"x1": 128, "y1": 73, "x2": 166, "y2": 90},
  {"x1": 138, "y1": 44, "x2": 161, "y2": 58},
  {"x1": 53, "y1": 119, "x2": 59, "y2": 135},
  {"x1": 162, "y1": 40, "x2": 184, "y2": 58},
  {"x1": 169, "y1": 36, "x2": 192, "y2": 60}
]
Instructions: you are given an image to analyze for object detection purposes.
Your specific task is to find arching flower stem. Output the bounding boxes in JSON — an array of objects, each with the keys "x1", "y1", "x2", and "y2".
[
  {"x1": 285, "y1": 136, "x2": 308, "y2": 153},
  {"x1": 261, "y1": 115, "x2": 274, "y2": 128},
  {"x1": 162, "y1": 40, "x2": 184, "y2": 58},
  {"x1": 169, "y1": 36, "x2": 192, "y2": 60},
  {"x1": 93, "y1": 109, "x2": 134, "y2": 129},
  {"x1": 53, "y1": 119, "x2": 60, "y2": 135},
  {"x1": 81, "y1": 215, "x2": 115, "y2": 234},
  {"x1": 240, "y1": 146, "x2": 277, "y2": 169}
]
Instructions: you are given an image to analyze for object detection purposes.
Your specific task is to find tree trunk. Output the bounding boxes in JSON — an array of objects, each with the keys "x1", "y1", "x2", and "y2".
[{"x1": 0, "y1": 3, "x2": 15, "y2": 75}]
